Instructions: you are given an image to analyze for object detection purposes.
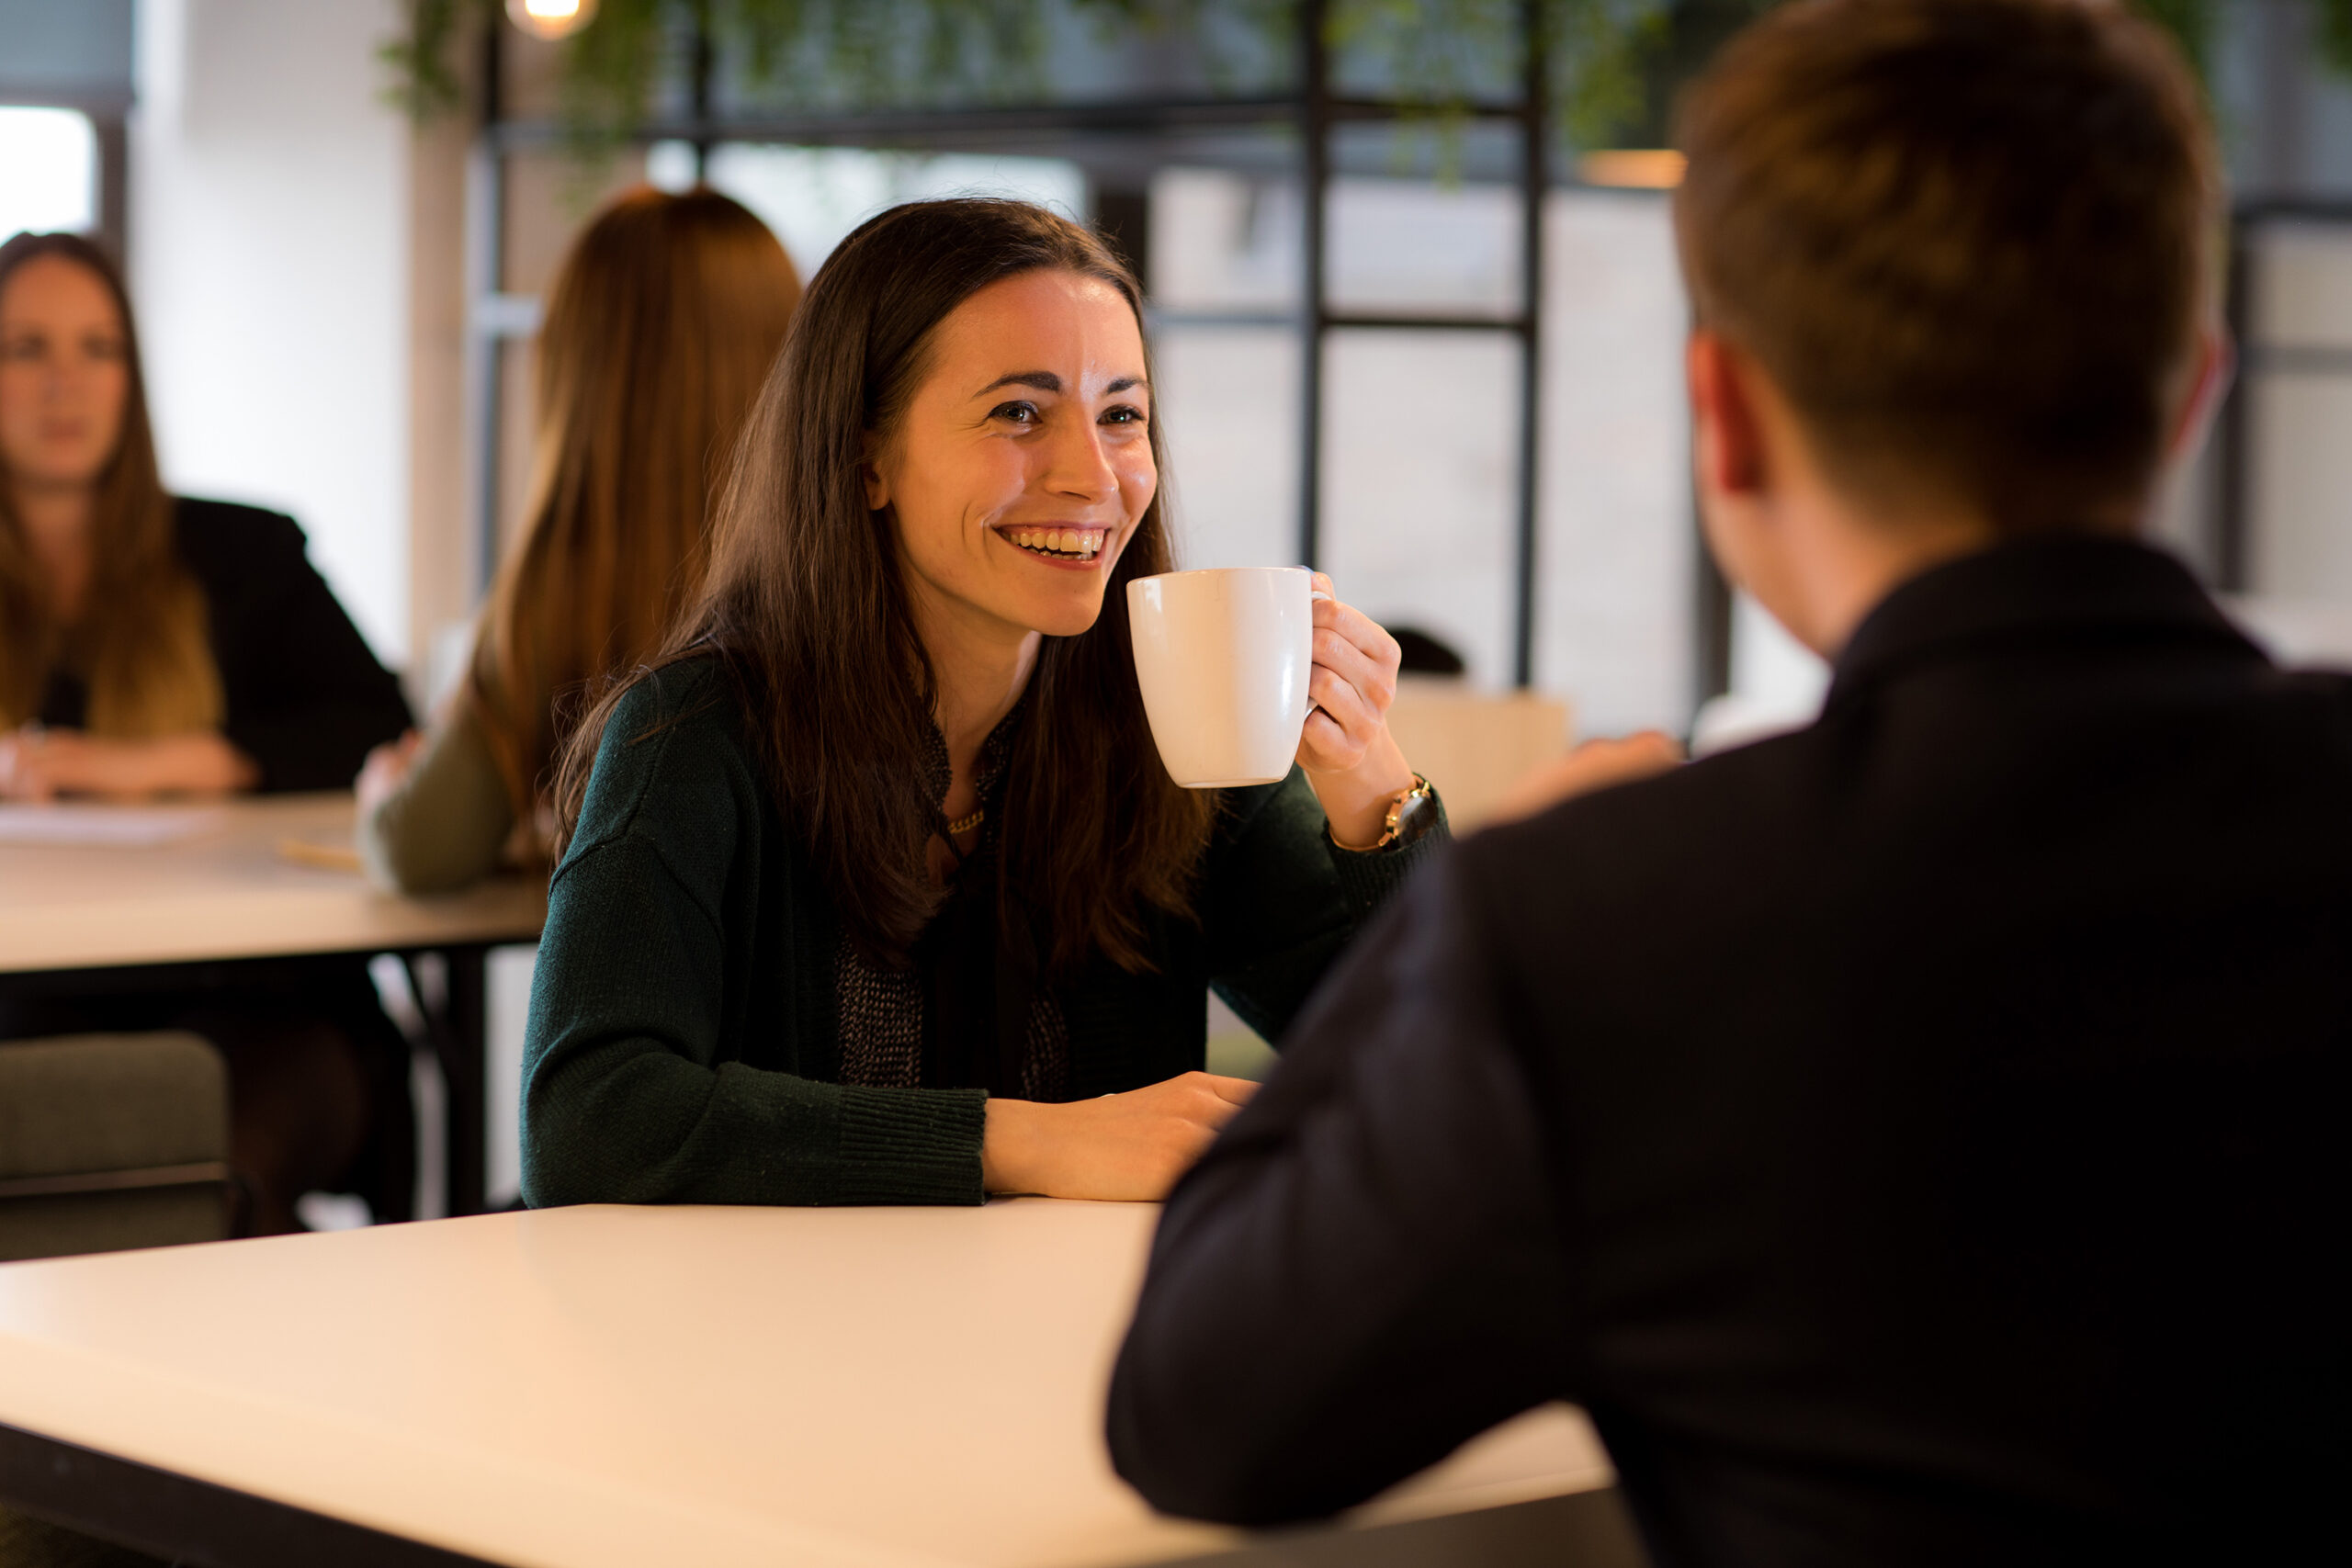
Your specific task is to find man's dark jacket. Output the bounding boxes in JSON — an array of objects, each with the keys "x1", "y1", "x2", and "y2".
[{"x1": 1108, "y1": 537, "x2": 2347, "y2": 1567}]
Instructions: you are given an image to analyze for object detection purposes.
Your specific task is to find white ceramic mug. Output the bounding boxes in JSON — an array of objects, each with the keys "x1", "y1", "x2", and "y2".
[{"x1": 1127, "y1": 566, "x2": 1316, "y2": 788}]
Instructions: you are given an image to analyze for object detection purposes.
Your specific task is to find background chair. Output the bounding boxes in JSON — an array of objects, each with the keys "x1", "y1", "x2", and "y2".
[{"x1": 0, "y1": 1032, "x2": 232, "y2": 1262}]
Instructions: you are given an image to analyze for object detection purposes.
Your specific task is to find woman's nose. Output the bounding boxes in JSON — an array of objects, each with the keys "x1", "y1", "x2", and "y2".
[{"x1": 1041, "y1": 418, "x2": 1119, "y2": 501}]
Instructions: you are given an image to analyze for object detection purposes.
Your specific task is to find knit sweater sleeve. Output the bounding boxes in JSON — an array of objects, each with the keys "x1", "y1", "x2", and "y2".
[
  {"x1": 1198, "y1": 767, "x2": 1451, "y2": 1044},
  {"x1": 519, "y1": 667, "x2": 986, "y2": 1208},
  {"x1": 356, "y1": 702, "x2": 517, "y2": 896}
]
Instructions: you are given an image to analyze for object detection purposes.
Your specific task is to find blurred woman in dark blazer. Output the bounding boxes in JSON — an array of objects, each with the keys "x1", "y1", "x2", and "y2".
[{"x1": 0, "y1": 230, "x2": 414, "y2": 1234}]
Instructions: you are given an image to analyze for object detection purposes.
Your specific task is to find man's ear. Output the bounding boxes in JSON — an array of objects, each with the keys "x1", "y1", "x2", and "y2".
[
  {"x1": 2165, "y1": 323, "x2": 2233, "y2": 468},
  {"x1": 1689, "y1": 330, "x2": 1766, "y2": 500}
]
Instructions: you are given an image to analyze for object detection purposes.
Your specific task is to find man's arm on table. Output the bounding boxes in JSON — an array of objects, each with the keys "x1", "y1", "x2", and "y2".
[{"x1": 1107, "y1": 852, "x2": 1577, "y2": 1524}]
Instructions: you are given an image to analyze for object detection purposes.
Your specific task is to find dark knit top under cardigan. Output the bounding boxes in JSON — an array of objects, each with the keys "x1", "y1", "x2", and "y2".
[{"x1": 520, "y1": 658, "x2": 1448, "y2": 1208}]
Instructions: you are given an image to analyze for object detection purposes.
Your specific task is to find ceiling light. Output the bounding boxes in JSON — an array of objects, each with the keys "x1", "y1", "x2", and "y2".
[{"x1": 506, "y1": 0, "x2": 598, "y2": 41}]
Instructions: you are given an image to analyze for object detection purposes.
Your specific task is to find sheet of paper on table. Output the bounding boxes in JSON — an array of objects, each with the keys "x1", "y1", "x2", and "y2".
[{"x1": 0, "y1": 803, "x2": 227, "y2": 849}]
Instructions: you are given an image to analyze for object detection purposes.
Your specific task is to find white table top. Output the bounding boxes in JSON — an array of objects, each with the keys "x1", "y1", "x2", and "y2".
[
  {"x1": 0, "y1": 1201, "x2": 1611, "y2": 1568},
  {"x1": 0, "y1": 793, "x2": 545, "y2": 975}
]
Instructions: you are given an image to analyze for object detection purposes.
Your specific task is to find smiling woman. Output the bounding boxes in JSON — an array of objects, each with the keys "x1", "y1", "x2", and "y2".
[{"x1": 521, "y1": 197, "x2": 1445, "y2": 1209}]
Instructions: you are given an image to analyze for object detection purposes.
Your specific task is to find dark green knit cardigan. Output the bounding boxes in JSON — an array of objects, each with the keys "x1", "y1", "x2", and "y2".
[{"x1": 520, "y1": 659, "x2": 1447, "y2": 1207}]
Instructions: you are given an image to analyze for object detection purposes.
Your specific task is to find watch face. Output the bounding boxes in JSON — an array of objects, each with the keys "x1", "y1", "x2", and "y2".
[{"x1": 1389, "y1": 788, "x2": 1437, "y2": 846}]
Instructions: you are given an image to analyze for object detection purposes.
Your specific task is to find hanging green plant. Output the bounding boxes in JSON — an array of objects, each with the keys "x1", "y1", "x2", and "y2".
[
  {"x1": 381, "y1": 0, "x2": 1683, "y2": 156},
  {"x1": 2316, "y1": 0, "x2": 2352, "y2": 70},
  {"x1": 380, "y1": 0, "x2": 2232, "y2": 161},
  {"x1": 380, "y1": 0, "x2": 475, "y2": 117}
]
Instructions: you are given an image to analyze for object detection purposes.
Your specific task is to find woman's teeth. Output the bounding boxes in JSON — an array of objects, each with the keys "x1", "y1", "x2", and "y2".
[{"x1": 1005, "y1": 527, "x2": 1102, "y2": 561}]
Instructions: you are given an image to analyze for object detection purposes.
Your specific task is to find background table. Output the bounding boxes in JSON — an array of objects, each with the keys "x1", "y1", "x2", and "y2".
[
  {"x1": 0, "y1": 794, "x2": 547, "y2": 1216},
  {"x1": 0, "y1": 1201, "x2": 1639, "y2": 1568}
]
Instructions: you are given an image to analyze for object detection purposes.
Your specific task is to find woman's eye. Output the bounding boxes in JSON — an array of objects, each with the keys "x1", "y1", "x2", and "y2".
[
  {"x1": 1101, "y1": 404, "x2": 1148, "y2": 427},
  {"x1": 84, "y1": 336, "x2": 124, "y2": 362},
  {"x1": 990, "y1": 400, "x2": 1040, "y2": 425}
]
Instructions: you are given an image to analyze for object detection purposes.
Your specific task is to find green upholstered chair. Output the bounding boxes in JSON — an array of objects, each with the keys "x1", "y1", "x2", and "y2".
[{"x1": 0, "y1": 1032, "x2": 232, "y2": 1263}]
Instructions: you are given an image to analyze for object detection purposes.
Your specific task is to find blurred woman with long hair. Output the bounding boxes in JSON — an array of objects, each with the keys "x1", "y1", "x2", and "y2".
[
  {"x1": 0, "y1": 233, "x2": 410, "y2": 794},
  {"x1": 357, "y1": 186, "x2": 801, "y2": 891},
  {"x1": 0, "y1": 230, "x2": 416, "y2": 1234}
]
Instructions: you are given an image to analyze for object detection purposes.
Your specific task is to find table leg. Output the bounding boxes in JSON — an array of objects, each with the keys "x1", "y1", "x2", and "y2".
[
  {"x1": 441, "y1": 949, "x2": 489, "y2": 1218},
  {"x1": 401, "y1": 949, "x2": 490, "y2": 1220}
]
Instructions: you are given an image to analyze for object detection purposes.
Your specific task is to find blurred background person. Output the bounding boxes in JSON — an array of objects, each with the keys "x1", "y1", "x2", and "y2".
[
  {"x1": 0, "y1": 231, "x2": 411, "y2": 796},
  {"x1": 357, "y1": 186, "x2": 801, "y2": 894},
  {"x1": 0, "y1": 230, "x2": 415, "y2": 1235}
]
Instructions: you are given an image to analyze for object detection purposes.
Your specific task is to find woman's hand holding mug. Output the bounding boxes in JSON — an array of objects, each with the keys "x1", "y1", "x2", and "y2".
[
  {"x1": 1125, "y1": 565, "x2": 1418, "y2": 846},
  {"x1": 1297, "y1": 571, "x2": 1417, "y2": 849}
]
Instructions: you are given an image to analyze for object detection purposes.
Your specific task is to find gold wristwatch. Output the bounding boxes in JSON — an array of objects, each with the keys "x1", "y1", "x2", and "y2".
[{"x1": 1332, "y1": 773, "x2": 1436, "y2": 852}]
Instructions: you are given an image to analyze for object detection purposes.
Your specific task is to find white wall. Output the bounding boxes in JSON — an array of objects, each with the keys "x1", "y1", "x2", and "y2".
[{"x1": 131, "y1": 0, "x2": 411, "y2": 667}]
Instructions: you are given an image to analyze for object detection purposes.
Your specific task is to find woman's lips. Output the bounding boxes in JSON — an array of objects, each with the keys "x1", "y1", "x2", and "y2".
[{"x1": 998, "y1": 524, "x2": 1108, "y2": 568}]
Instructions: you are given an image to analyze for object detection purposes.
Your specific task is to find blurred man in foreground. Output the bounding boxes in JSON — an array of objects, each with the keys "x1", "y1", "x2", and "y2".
[{"x1": 1107, "y1": 2, "x2": 2346, "y2": 1562}]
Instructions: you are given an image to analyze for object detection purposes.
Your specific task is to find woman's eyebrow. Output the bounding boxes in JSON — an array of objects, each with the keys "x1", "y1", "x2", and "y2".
[
  {"x1": 975, "y1": 370, "x2": 1060, "y2": 397},
  {"x1": 971, "y1": 371, "x2": 1150, "y2": 397}
]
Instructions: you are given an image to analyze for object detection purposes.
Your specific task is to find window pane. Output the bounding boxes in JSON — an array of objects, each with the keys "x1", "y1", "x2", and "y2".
[
  {"x1": 1321, "y1": 328, "x2": 1520, "y2": 687},
  {"x1": 1148, "y1": 162, "x2": 1523, "y2": 318},
  {"x1": 1535, "y1": 190, "x2": 1693, "y2": 733},
  {"x1": 1154, "y1": 325, "x2": 1302, "y2": 570},
  {"x1": 1150, "y1": 168, "x2": 1299, "y2": 311},
  {"x1": 0, "y1": 107, "x2": 96, "y2": 238},
  {"x1": 2249, "y1": 372, "x2": 2352, "y2": 596},
  {"x1": 2244, "y1": 219, "x2": 2352, "y2": 599},
  {"x1": 1326, "y1": 176, "x2": 1521, "y2": 318}
]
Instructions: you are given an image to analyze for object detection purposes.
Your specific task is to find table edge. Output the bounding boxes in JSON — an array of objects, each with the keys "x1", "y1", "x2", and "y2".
[
  {"x1": 0, "y1": 931, "x2": 542, "y2": 983},
  {"x1": 0, "y1": 1419, "x2": 503, "y2": 1568},
  {"x1": 0, "y1": 1416, "x2": 1646, "y2": 1568}
]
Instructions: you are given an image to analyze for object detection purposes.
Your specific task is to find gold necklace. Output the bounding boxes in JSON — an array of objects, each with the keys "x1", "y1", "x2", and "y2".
[{"x1": 944, "y1": 807, "x2": 985, "y2": 836}]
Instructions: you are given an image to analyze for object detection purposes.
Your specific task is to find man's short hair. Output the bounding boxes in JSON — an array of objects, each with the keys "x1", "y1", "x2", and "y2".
[{"x1": 1674, "y1": 0, "x2": 2218, "y2": 534}]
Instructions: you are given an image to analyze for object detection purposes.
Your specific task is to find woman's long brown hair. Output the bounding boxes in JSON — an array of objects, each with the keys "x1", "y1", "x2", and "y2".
[
  {"x1": 557, "y1": 197, "x2": 1216, "y2": 975},
  {"x1": 469, "y1": 186, "x2": 799, "y2": 818},
  {"x1": 0, "y1": 232, "x2": 221, "y2": 737}
]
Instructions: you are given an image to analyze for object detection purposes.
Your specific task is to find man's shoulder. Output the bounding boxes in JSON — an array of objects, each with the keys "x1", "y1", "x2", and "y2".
[
  {"x1": 2254, "y1": 661, "x2": 2352, "y2": 719},
  {"x1": 1453, "y1": 650, "x2": 2352, "y2": 976},
  {"x1": 1458, "y1": 727, "x2": 1810, "y2": 914}
]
